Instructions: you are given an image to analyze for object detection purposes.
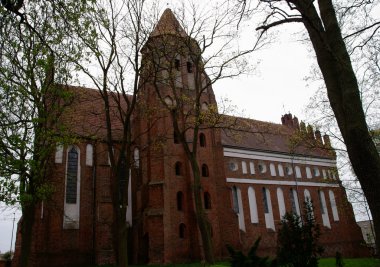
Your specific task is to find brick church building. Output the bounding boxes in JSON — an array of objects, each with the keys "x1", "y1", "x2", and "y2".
[{"x1": 13, "y1": 8, "x2": 367, "y2": 267}]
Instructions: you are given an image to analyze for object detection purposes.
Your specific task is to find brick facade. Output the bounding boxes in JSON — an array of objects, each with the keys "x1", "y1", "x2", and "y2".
[{"x1": 12, "y1": 8, "x2": 368, "y2": 267}]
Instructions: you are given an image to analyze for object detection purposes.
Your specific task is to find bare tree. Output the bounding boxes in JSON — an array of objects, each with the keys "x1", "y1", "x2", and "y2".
[
  {"x1": 69, "y1": 1, "x2": 157, "y2": 266},
  {"x1": 142, "y1": 3, "x2": 262, "y2": 263}
]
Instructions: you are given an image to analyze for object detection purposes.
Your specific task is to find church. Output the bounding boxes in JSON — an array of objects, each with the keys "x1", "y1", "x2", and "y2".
[{"x1": 13, "y1": 9, "x2": 367, "y2": 267}]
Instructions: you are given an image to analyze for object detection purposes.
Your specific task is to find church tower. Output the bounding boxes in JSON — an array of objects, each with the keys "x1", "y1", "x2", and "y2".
[{"x1": 131, "y1": 8, "x2": 240, "y2": 264}]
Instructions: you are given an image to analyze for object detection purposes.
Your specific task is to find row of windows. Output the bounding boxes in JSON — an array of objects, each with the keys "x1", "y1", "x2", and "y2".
[
  {"x1": 229, "y1": 160, "x2": 337, "y2": 180},
  {"x1": 174, "y1": 132, "x2": 207, "y2": 147},
  {"x1": 56, "y1": 144, "x2": 141, "y2": 168},
  {"x1": 174, "y1": 58, "x2": 193, "y2": 73},
  {"x1": 175, "y1": 162, "x2": 209, "y2": 177},
  {"x1": 177, "y1": 191, "x2": 211, "y2": 211},
  {"x1": 231, "y1": 186, "x2": 339, "y2": 231}
]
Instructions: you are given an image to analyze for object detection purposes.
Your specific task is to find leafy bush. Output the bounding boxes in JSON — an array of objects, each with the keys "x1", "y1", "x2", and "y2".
[
  {"x1": 276, "y1": 200, "x2": 324, "y2": 267},
  {"x1": 226, "y1": 237, "x2": 276, "y2": 267}
]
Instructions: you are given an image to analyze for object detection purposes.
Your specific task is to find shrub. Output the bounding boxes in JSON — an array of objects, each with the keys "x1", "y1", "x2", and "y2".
[
  {"x1": 226, "y1": 237, "x2": 276, "y2": 267},
  {"x1": 276, "y1": 200, "x2": 324, "y2": 267}
]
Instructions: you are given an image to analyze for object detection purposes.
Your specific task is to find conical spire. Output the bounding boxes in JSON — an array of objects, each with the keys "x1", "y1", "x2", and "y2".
[{"x1": 150, "y1": 8, "x2": 187, "y2": 37}]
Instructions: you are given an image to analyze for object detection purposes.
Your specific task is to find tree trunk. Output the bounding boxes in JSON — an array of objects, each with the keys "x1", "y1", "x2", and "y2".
[
  {"x1": 19, "y1": 202, "x2": 35, "y2": 267},
  {"x1": 189, "y1": 155, "x2": 215, "y2": 264},
  {"x1": 112, "y1": 176, "x2": 128, "y2": 267},
  {"x1": 292, "y1": 0, "x2": 380, "y2": 255}
]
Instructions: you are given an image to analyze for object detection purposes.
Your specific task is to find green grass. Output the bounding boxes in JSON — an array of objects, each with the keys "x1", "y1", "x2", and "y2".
[
  {"x1": 319, "y1": 257, "x2": 380, "y2": 267},
  {"x1": 95, "y1": 258, "x2": 380, "y2": 267}
]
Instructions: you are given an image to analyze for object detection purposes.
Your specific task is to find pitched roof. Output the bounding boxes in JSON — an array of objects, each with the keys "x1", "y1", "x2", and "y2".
[
  {"x1": 221, "y1": 116, "x2": 334, "y2": 159},
  {"x1": 58, "y1": 86, "x2": 127, "y2": 140},
  {"x1": 59, "y1": 86, "x2": 334, "y2": 159},
  {"x1": 150, "y1": 8, "x2": 187, "y2": 37}
]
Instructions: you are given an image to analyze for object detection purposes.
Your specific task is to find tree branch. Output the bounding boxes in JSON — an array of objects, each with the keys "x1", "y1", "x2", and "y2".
[{"x1": 256, "y1": 17, "x2": 303, "y2": 31}]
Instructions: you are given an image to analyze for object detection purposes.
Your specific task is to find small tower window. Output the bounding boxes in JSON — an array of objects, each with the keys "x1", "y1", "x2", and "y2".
[
  {"x1": 202, "y1": 164, "x2": 209, "y2": 177},
  {"x1": 175, "y1": 58, "x2": 180, "y2": 71},
  {"x1": 177, "y1": 191, "x2": 184, "y2": 211},
  {"x1": 199, "y1": 133, "x2": 206, "y2": 147},
  {"x1": 187, "y1": 61, "x2": 193, "y2": 73},
  {"x1": 204, "y1": 192, "x2": 211, "y2": 209},
  {"x1": 175, "y1": 162, "x2": 182, "y2": 176},
  {"x1": 179, "y1": 223, "x2": 186, "y2": 238}
]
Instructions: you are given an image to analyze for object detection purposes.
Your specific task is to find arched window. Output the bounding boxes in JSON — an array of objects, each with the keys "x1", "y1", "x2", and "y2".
[
  {"x1": 295, "y1": 166, "x2": 302, "y2": 178},
  {"x1": 329, "y1": 190, "x2": 339, "y2": 221},
  {"x1": 187, "y1": 61, "x2": 193, "y2": 73},
  {"x1": 270, "y1": 163, "x2": 276, "y2": 176},
  {"x1": 175, "y1": 58, "x2": 180, "y2": 71},
  {"x1": 285, "y1": 165, "x2": 293, "y2": 176},
  {"x1": 201, "y1": 102, "x2": 208, "y2": 111},
  {"x1": 204, "y1": 192, "x2": 211, "y2": 209},
  {"x1": 278, "y1": 164, "x2": 284, "y2": 177},
  {"x1": 64, "y1": 146, "x2": 81, "y2": 229},
  {"x1": 313, "y1": 167, "x2": 320, "y2": 177},
  {"x1": 232, "y1": 186, "x2": 246, "y2": 231},
  {"x1": 306, "y1": 167, "x2": 312, "y2": 178},
  {"x1": 248, "y1": 187, "x2": 258, "y2": 223},
  {"x1": 242, "y1": 161, "x2": 248, "y2": 174},
  {"x1": 55, "y1": 145, "x2": 63, "y2": 163},
  {"x1": 175, "y1": 162, "x2": 182, "y2": 176},
  {"x1": 318, "y1": 190, "x2": 331, "y2": 228},
  {"x1": 249, "y1": 162, "x2": 255, "y2": 174},
  {"x1": 231, "y1": 186, "x2": 239, "y2": 213},
  {"x1": 304, "y1": 189, "x2": 312, "y2": 202},
  {"x1": 177, "y1": 191, "x2": 183, "y2": 211},
  {"x1": 322, "y1": 169, "x2": 327, "y2": 179},
  {"x1": 179, "y1": 223, "x2": 186, "y2": 238},
  {"x1": 202, "y1": 164, "x2": 209, "y2": 177},
  {"x1": 290, "y1": 189, "x2": 300, "y2": 215},
  {"x1": 199, "y1": 133, "x2": 206, "y2": 147},
  {"x1": 304, "y1": 189, "x2": 314, "y2": 217},
  {"x1": 277, "y1": 188, "x2": 286, "y2": 218},
  {"x1": 66, "y1": 147, "x2": 79, "y2": 204},
  {"x1": 262, "y1": 187, "x2": 275, "y2": 230}
]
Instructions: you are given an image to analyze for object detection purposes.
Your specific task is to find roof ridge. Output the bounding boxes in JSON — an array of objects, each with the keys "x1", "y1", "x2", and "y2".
[{"x1": 150, "y1": 8, "x2": 187, "y2": 37}]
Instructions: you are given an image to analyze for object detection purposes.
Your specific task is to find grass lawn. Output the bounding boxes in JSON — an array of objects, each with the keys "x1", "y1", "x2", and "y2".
[
  {"x1": 319, "y1": 257, "x2": 380, "y2": 267},
  {"x1": 96, "y1": 258, "x2": 380, "y2": 267}
]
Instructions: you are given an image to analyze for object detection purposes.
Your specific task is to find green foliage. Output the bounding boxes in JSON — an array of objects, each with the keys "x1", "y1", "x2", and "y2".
[
  {"x1": 276, "y1": 201, "x2": 324, "y2": 267},
  {"x1": 226, "y1": 237, "x2": 276, "y2": 267},
  {"x1": 2, "y1": 251, "x2": 12, "y2": 261}
]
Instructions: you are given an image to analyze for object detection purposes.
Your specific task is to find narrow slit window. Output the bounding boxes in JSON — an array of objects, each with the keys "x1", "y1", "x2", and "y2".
[
  {"x1": 187, "y1": 61, "x2": 193, "y2": 73},
  {"x1": 202, "y1": 164, "x2": 209, "y2": 177},
  {"x1": 204, "y1": 192, "x2": 211, "y2": 209},
  {"x1": 66, "y1": 147, "x2": 79, "y2": 204},
  {"x1": 199, "y1": 133, "x2": 206, "y2": 147},
  {"x1": 175, "y1": 58, "x2": 180, "y2": 71},
  {"x1": 175, "y1": 162, "x2": 182, "y2": 176}
]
